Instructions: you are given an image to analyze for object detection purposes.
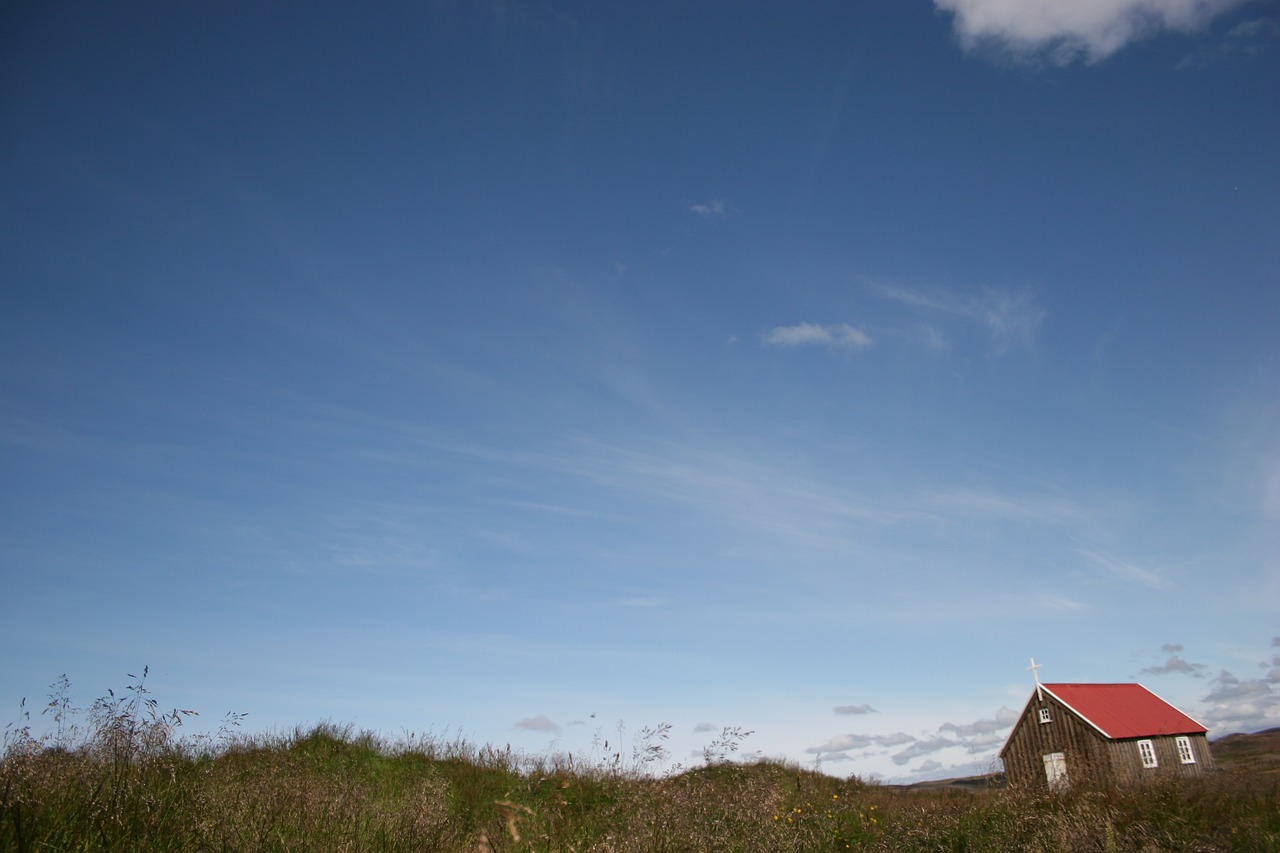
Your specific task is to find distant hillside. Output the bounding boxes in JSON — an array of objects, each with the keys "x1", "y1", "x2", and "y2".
[{"x1": 1210, "y1": 727, "x2": 1280, "y2": 775}]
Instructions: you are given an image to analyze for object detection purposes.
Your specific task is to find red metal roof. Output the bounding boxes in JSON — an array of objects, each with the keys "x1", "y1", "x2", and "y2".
[{"x1": 1043, "y1": 683, "x2": 1207, "y2": 739}]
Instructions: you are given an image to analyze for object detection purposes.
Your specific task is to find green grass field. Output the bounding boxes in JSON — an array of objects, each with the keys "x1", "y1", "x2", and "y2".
[{"x1": 3, "y1": 673, "x2": 1278, "y2": 851}]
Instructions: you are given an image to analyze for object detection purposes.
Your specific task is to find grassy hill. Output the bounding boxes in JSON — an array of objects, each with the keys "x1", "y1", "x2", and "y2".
[
  {"x1": 1211, "y1": 727, "x2": 1280, "y2": 776},
  {"x1": 3, "y1": 678, "x2": 1277, "y2": 851}
]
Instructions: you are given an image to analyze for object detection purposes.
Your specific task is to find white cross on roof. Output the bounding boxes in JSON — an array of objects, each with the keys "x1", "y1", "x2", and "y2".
[{"x1": 1026, "y1": 657, "x2": 1044, "y2": 701}]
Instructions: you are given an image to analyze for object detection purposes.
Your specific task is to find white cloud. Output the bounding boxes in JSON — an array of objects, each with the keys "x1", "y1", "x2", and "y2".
[
  {"x1": 834, "y1": 703, "x2": 877, "y2": 715},
  {"x1": 934, "y1": 0, "x2": 1251, "y2": 64},
  {"x1": 804, "y1": 730, "x2": 919, "y2": 763},
  {"x1": 1140, "y1": 654, "x2": 1208, "y2": 677},
  {"x1": 965, "y1": 733, "x2": 1006, "y2": 750},
  {"x1": 692, "y1": 722, "x2": 717, "y2": 733},
  {"x1": 1195, "y1": 640, "x2": 1280, "y2": 733},
  {"x1": 514, "y1": 714, "x2": 561, "y2": 733},
  {"x1": 690, "y1": 200, "x2": 729, "y2": 219},
  {"x1": 892, "y1": 737, "x2": 957, "y2": 765},
  {"x1": 1205, "y1": 671, "x2": 1272, "y2": 701},
  {"x1": 762, "y1": 322, "x2": 873, "y2": 351},
  {"x1": 1200, "y1": 671, "x2": 1280, "y2": 732},
  {"x1": 939, "y1": 707, "x2": 1018, "y2": 737},
  {"x1": 873, "y1": 731, "x2": 918, "y2": 747},
  {"x1": 807, "y1": 733, "x2": 874, "y2": 754},
  {"x1": 801, "y1": 711, "x2": 1015, "y2": 778},
  {"x1": 800, "y1": 704, "x2": 1018, "y2": 778}
]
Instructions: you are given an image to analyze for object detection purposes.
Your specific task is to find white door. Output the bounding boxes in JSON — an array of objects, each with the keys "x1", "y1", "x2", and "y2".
[{"x1": 1043, "y1": 752, "x2": 1068, "y2": 789}]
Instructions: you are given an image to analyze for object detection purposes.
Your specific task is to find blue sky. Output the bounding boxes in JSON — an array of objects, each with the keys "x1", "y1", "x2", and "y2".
[{"x1": 2, "y1": 0, "x2": 1277, "y2": 781}]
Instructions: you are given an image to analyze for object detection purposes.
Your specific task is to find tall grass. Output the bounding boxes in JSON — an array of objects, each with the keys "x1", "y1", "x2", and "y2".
[{"x1": 3, "y1": 673, "x2": 1277, "y2": 851}]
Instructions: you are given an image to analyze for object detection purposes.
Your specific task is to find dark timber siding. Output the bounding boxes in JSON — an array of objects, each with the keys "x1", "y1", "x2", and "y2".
[
  {"x1": 1001, "y1": 691, "x2": 1113, "y2": 788},
  {"x1": 1105, "y1": 734, "x2": 1215, "y2": 785}
]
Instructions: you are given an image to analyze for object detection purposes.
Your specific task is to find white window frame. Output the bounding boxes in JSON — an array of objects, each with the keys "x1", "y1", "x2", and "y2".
[
  {"x1": 1137, "y1": 739, "x2": 1158, "y2": 769},
  {"x1": 1043, "y1": 752, "x2": 1068, "y2": 789},
  {"x1": 1038, "y1": 708, "x2": 1052, "y2": 724},
  {"x1": 1175, "y1": 736, "x2": 1195, "y2": 765}
]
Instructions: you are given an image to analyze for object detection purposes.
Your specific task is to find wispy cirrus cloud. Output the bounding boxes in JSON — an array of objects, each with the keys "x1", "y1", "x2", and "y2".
[
  {"x1": 875, "y1": 283, "x2": 1044, "y2": 353},
  {"x1": 1038, "y1": 593, "x2": 1088, "y2": 611},
  {"x1": 922, "y1": 488, "x2": 1087, "y2": 526},
  {"x1": 1226, "y1": 16, "x2": 1280, "y2": 41},
  {"x1": 564, "y1": 438, "x2": 925, "y2": 564},
  {"x1": 834, "y1": 703, "x2": 877, "y2": 715},
  {"x1": 915, "y1": 324, "x2": 950, "y2": 352},
  {"x1": 1178, "y1": 15, "x2": 1280, "y2": 67},
  {"x1": 762, "y1": 322, "x2": 873, "y2": 351},
  {"x1": 933, "y1": 0, "x2": 1251, "y2": 65},
  {"x1": 1077, "y1": 548, "x2": 1168, "y2": 589}
]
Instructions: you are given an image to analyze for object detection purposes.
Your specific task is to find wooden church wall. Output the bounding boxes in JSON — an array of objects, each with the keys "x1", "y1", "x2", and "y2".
[{"x1": 1001, "y1": 690, "x2": 1114, "y2": 788}]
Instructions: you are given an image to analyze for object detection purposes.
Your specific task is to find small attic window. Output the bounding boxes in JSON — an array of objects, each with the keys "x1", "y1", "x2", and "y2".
[{"x1": 1038, "y1": 708, "x2": 1052, "y2": 724}]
